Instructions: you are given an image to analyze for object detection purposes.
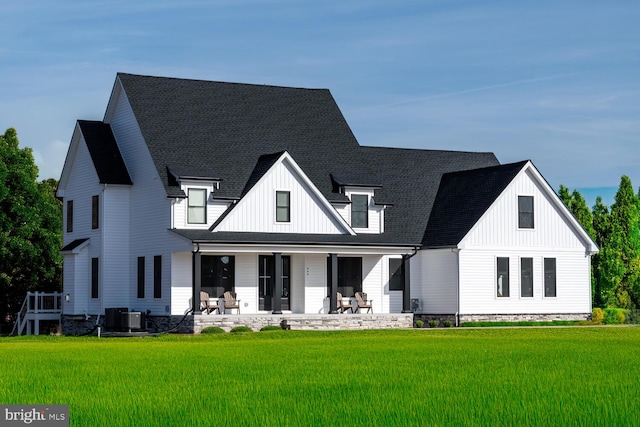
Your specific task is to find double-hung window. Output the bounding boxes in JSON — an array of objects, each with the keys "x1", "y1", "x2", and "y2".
[
  {"x1": 518, "y1": 196, "x2": 534, "y2": 229},
  {"x1": 276, "y1": 191, "x2": 290, "y2": 222},
  {"x1": 188, "y1": 189, "x2": 207, "y2": 224},
  {"x1": 351, "y1": 195, "x2": 368, "y2": 228}
]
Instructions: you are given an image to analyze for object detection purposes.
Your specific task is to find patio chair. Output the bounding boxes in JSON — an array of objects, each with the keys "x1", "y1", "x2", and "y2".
[
  {"x1": 336, "y1": 292, "x2": 353, "y2": 314},
  {"x1": 200, "y1": 291, "x2": 220, "y2": 314},
  {"x1": 355, "y1": 292, "x2": 373, "y2": 313},
  {"x1": 223, "y1": 291, "x2": 241, "y2": 314}
]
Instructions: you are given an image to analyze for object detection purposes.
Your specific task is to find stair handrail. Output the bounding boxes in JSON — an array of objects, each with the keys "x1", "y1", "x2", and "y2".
[{"x1": 10, "y1": 292, "x2": 31, "y2": 336}]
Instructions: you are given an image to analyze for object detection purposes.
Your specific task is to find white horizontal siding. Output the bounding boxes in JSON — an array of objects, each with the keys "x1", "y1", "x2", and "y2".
[
  {"x1": 458, "y1": 249, "x2": 591, "y2": 315},
  {"x1": 170, "y1": 252, "x2": 192, "y2": 315},
  {"x1": 102, "y1": 186, "x2": 131, "y2": 309},
  {"x1": 215, "y1": 158, "x2": 346, "y2": 234},
  {"x1": 419, "y1": 249, "x2": 458, "y2": 314},
  {"x1": 303, "y1": 254, "x2": 329, "y2": 314}
]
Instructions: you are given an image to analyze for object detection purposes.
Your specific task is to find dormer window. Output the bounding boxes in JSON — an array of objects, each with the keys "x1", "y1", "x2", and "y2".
[
  {"x1": 351, "y1": 194, "x2": 368, "y2": 228},
  {"x1": 188, "y1": 188, "x2": 207, "y2": 224}
]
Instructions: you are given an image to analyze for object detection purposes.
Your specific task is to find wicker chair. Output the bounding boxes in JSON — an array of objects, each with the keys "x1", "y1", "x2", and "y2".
[
  {"x1": 336, "y1": 292, "x2": 353, "y2": 314},
  {"x1": 223, "y1": 291, "x2": 241, "y2": 314},
  {"x1": 354, "y1": 292, "x2": 373, "y2": 313},
  {"x1": 200, "y1": 291, "x2": 220, "y2": 314}
]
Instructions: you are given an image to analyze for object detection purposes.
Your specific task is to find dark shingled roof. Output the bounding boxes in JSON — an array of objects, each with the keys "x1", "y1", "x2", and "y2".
[
  {"x1": 423, "y1": 161, "x2": 528, "y2": 247},
  {"x1": 115, "y1": 73, "x2": 507, "y2": 247},
  {"x1": 60, "y1": 238, "x2": 89, "y2": 252},
  {"x1": 78, "y1": 120, "x2": 132, "y2": 185}
]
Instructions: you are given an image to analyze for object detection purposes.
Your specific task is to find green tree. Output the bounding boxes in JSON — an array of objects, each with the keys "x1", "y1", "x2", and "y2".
[
  {"x1": 601, "y1": 176, "x2": 640, "y2": 308},
  {"x1": 0, "y1": 128, "x2": 62, "y2": 332},
  {"x1": 592, "y1": 196, "x2": 611, "y2": 307}
]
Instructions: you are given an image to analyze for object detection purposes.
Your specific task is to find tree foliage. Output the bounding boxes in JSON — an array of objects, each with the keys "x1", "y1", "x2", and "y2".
[
  {"x1": 561, "y1": 177, "x2": 640, "y2": 309},
  {"x1": 0, "y1": 128, "x2": 62, "y2": 331}
]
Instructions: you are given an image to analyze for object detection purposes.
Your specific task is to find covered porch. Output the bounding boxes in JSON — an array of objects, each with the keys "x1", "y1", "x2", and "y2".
[{"x1": 172, "y1": 241, "x2": 417, "y2": 317}]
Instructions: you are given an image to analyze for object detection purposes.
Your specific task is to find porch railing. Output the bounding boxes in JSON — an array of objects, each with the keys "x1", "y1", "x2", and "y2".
[{"x1": 11, "y1": 291, "x2": 63, "y2": 336}]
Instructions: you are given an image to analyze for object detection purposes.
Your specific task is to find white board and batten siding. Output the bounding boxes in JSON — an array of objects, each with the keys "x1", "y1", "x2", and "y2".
[
  {"x1": 341, "y1": 187, "x2": 385, "y2": 234},
  {"x1": 457, "y1": 166, "x2": 592, "y2": 315},
  {"x1": 106, "y1": 84, "x2": 175, "y2": 315},
  {"x1": 215, "y1": 158, "x2": 348, "y2": 234}
]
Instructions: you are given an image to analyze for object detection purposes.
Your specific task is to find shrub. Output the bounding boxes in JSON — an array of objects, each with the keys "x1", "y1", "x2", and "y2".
[
  {"x1": 442, "y1": 320, "x2": 453, "y2": 328},
  {"x1": 201, "y1": 326, "x2": 225, "y2": 334},
  {"x1": 603, "y1": 308, "x2": 627, "y2": 325},
  {"x1": 260, "y1": 325, "x2": 283, "y2": 332},
  {"x1": 415, "y1": 320, "x2": 424, "y2": 328},
  {"x1": 230, "y1": 326, "x2": 253, "y2": 333},
  {"x1": 428, "y1": 320, "x2": 439, "y2": 328},
  {"x1": 591, "y1": 308, "x2": 604, "y2": 324},
  {"x1": 626, "y1": 309, "x2": 640, "y2": 324}
]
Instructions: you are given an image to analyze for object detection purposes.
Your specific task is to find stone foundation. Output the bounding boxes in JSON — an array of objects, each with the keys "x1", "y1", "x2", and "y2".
[
  {"x1": 63, "y1": 313, "x2": 414, "y2": 334},
  {"x1": 459, "y1": 313, "x2": 590, "y2": 323}
]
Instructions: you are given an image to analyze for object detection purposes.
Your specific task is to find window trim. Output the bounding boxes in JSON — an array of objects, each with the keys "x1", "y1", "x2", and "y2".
[
  {"x1": 275, "y1": 191, "x2": 290, "y2": 223},
  {"x1": 351, "y1": 194, "x2": 369, "y2": 228},
  {"x1": 187, "y1": 188, "x2": 207, "y2": 224},
  {"x1": 518, "y1": 195, "x2": 534, "y2": 229}
]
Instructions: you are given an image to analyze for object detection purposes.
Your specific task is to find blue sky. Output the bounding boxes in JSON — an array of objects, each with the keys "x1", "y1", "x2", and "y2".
[{"x1": 1, "y1": 1, "x2": 638, "y2": 206}]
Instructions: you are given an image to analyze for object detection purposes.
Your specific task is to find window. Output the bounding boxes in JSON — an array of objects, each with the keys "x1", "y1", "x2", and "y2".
[
  {"x1": 544, "y1": 258, "x2": 556, "y2": 297},
  {"x1": 66, "y1": 200, "x2": 73, "y2": 232},
  {"x1": 521, "y1": 258, "x2": 533, "y2": 297},
  {"x1": 518, "y1": 196, "x2": 534, "y2": 229},
  {"x1": 188, "y1": 189, "x2": 207, "y2": 224},
  {"x1": 91, "y1": 258, "x2": 99, "y2": 299},
  {"x1": 276, "y1": 191, "x2": 290, "y2": 222},
  {"x1": 201, "y1": 255, "x2": 235, "y2": 298},
  {"x1": 389, "y1": 258, "x2": 403, "y2": 291},
  {"x1": 92, "y1": 195, "x2": 100, "y2": 229},
  {"x1": 497, "y1": 257, "x2": 510, "y2": 297},
  {"x1": 154, "y1": 255, "x2": 162, "y2": 298},
  {"x1": 137, "y1": 257, "x2": 145, "y2": 299},
  {"x1": 351, "y1": 194, "x2": 368, "y2": 228}
]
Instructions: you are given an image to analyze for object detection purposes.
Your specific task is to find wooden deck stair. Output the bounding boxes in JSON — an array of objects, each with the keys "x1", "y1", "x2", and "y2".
[{"x1": 11, "y1": 292, "x2": 63, "y2": 336}]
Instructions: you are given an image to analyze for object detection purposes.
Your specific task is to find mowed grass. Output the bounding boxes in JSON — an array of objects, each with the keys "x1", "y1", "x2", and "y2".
[{"x1": 1, "y1": 327, "x2": 639, "y2": 426}]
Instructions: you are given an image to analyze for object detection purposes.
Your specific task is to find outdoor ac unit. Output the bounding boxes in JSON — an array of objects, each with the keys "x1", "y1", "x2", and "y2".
[
  {"x1": 105, "y1": 307, "x2": 128, "y2": 330},
  {"x1": 410, "y1": 298, "x2": 421, "y2": 312},
  {"x1": 121, "y1": 312, "x2": 143, "y2": 330}
]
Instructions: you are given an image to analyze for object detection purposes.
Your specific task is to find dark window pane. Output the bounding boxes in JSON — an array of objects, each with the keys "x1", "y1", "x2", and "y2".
[
  {"x1": 91, "y1": 258, "x2": 99, "y2": 299},
  {"x1": 137, "y1": 257, "x2": 145, "y2": 298},
  {"x1": 92, "y1": 195, "x2": 99, "y2": 229},
  {"x1": 389, "y1": 258, "x2": 403, "y2": 291},
  {"x1": 351, "y1": 195, "x2": 368, "y2": 228},
  {"x1": 326, "y1": 257, "x2": 363, "y2": 297},
  {"x1": 67, "y1": 200, "x2": 73, "y2": 232},
  {"x1": 154, "y1": 255, "x2": 162, "y2": 298},
  {"x1": 276, "y1": 191, "x2": 290, "y2": 222},
  {"x1": 497, "y1": 257, "x2": 509, "y2": 297},
  {"x1": 544, "y1": 258, "x2": 556, "y2": 297},
  {"x1": 518, "y1": 196, "x2": 534, "y2": 228},
  {"x1": 201, "y1": 255, "x2": 235, "y2": 298},
  {"x1": 521, "y1": 258, "x2": 533, "y2": 297}
]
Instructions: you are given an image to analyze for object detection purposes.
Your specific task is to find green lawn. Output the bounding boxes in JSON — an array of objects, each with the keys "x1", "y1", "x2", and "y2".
[{"x1": 1, "y1": 327, "x2": 639, "y2": 426}]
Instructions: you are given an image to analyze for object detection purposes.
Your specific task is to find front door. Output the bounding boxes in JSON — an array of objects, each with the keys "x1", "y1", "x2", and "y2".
[{"x1": 259, "y1": 255, "x2": 290, "y2": 311}]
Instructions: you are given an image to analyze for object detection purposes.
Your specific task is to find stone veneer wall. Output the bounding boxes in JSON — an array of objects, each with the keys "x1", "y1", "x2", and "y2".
[{"x1": 414, "y1": 312, "x2": 590, "y2": 327}]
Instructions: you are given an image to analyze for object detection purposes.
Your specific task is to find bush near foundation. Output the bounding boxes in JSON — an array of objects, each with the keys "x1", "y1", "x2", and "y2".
[
  {"x1": 603, "y1": 308, "x2": 628, "y2": 324},
  {"x1": 591, "y1": 308, "x2": 604, "y2": 324},
  {"x1": 201, "y1": 326, "x2": 225, "y2": 334}
]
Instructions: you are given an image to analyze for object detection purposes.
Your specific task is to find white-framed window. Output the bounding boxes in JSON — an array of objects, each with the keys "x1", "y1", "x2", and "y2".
[
  {"x1": 497, "y1": 257, "x2": 510, "y2": 298},
  {"x1": 276, "y1": 191, "x2": 290, "y2": 223},
  {"x1": 351, "y1": 194, "x2": 368, "y2": 228},
  {"x1": 520, "y1": 257, "x2": 533, "y2": 298},
  {"x1": 187, "y1": 188, "x2": 207, "y2": 224},
  {"x1": 518, "y1": 196, "x2": 534, "y2": 229},
  {"x1": 544, "y1": 258, "x2": 557, "y2": 297}
]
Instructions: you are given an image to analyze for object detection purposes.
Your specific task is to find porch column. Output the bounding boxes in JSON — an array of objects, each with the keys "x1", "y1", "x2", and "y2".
[
  {"x1": 193, "y1": 249, "x2": 202, "y2": 314},
  {"x1": 272, "y1": 252, "x2": 283, "y2": 314},
  {"x1": 401, "y1": 254, "x2": 412, "y2": 313},
  {"x1": 329, "y1": 253, "x2": 338, "y2": 314}
]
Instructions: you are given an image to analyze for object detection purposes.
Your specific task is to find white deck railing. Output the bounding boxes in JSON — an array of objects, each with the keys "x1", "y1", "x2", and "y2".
[{"x1": 11, "y1": 291, "x2": 63, "y2": 336}]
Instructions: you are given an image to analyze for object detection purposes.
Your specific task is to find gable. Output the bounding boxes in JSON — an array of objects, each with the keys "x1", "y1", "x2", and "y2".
[
  {"x1": 213, "y1": 153, "x2": 353, "y2": 235},
  {"x1": 459, "y1": 163, "x2": 598, "y2": 253}
]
